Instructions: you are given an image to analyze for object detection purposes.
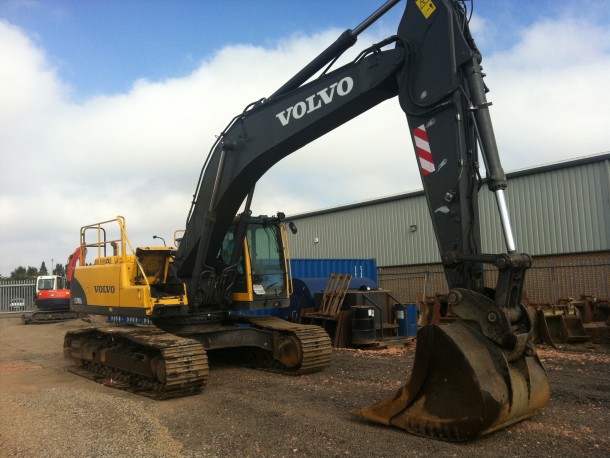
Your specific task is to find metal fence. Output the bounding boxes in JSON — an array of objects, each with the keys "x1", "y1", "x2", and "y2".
[
  {"x1": 0, "y1": 279, "x2": 36, "y2": 315},
  {"x1": 525, "y1": 256, "x2": 610, "y2": 303},
  {"x1": 378, "y1": 251, "x2": 610, "y2": 304}
]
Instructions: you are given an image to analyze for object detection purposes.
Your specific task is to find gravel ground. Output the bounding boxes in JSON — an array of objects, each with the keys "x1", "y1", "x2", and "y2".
[{"x1": 0, "y1": 316, "x2": 608, "y2": 457}]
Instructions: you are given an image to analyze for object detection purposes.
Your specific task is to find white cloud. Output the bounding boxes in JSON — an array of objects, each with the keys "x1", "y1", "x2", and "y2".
[
  {"x1": 483, "y1": 16, "x2": 610, "y2": 167},
  {"x1": 0, "y1": 12, "x2": 609, "y2": 276}
]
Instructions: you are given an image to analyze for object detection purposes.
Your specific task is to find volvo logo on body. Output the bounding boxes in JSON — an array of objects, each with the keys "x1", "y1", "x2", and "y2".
[
  {"x1": 94, "y1": 285, "x2": 116, "y2": 294},
  {"x1": 275, "y1": 76, "x2": 354, "y2": 126}
]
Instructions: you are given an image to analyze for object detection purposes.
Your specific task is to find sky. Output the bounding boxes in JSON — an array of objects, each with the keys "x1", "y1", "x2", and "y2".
[{"x1": 1, "y1": 0, "x2": 609, "y2": 276}]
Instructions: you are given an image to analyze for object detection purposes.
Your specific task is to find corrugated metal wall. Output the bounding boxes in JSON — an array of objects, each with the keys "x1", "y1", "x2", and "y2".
[
  {"x1": 479, "y1": 158, "x2": 610, "y2": 255},
  {"x1": 287, "y1": 193, "x2": 440, "y2": 265},
  {"x1": 287, "y1": 154, "x2": 610, "y2": 265}
]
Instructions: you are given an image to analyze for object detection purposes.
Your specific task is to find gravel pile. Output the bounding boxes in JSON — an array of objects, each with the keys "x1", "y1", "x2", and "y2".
[{"x1": 1, "y1": 388, "x2": 183, "y2": 458}]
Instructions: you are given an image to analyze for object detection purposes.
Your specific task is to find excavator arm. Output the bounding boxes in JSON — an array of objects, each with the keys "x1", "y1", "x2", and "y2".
[
  {"x1": 172, "y1": 0, "x2": 550, "y2": 439},
  {"x1": 66, "y1": 246, "x2": 84, "y2": 285}
]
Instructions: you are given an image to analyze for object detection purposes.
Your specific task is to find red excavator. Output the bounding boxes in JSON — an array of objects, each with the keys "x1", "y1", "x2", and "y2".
[
  {"x1": 25, "y1": 247, "x2": 83, "y2": 324},
  {"x1": 64, "y1": 0, "x2": 550, "y2": 441}
]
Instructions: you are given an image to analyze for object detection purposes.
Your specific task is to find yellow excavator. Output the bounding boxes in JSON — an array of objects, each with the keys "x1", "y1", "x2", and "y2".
[{"x1": 64, "y1": 0, "x2": 550, "y2": 441}]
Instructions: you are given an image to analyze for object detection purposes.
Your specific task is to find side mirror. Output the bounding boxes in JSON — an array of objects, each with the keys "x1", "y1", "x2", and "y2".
[{"x1": 288, "y1": 222, "x2": 298, "y2": 234}]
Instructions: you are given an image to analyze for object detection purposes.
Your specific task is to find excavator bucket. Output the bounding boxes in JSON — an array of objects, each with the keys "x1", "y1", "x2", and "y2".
[
  {"x1": 352, "y1": 322, "x2": 550, "y2": 441},
  {"x1": 536, "y1": 309, "x2": 590, "y2": 346}
]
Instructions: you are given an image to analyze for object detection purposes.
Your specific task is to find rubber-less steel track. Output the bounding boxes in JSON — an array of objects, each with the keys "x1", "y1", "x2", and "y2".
[
  {"x1": 238, "y1": 316, "x2": 333, "y2": 374},
  {"x1": 64, "y1": 327, "x2": 209, "y2": 399},
  {"x1": 23, "y1": 310, "x2": 80, "y2": 324},
  {"x1": 64, "y1": 317, "x2": 330, "y2": 399}
]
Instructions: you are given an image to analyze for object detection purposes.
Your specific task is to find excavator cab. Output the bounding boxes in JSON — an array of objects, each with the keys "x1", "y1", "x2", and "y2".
[
  {"x1": 244, "y1": 223, "x2": 288, "y2": 296},
  {"x1": 222, "y1": 215, "x2": 293, "y2": 315}
]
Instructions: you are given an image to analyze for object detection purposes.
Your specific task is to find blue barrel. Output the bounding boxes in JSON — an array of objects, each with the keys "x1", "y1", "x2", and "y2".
[
  {"x1": 407, "y1": 303, "x2": 418, "y2": 337},
  {"x1": 395, "y1": 303, "x2": 407, "y2": 337}
]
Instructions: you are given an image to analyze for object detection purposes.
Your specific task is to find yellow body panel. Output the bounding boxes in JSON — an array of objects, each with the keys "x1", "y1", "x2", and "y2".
[
  {"x1": 73, "y1": 217, "x2": 186, "y2": 316},
  {"x1": 76, "y1": 256, "x2": 151, "y2": 310}
]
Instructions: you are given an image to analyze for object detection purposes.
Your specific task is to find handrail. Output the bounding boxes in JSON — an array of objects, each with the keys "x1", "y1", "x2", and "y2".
[
  {"x1": 360, "y1": 293, "x2": 385, "y2": 342},
  {"x1": 79, "y1": 216, "x2": 152, "y2": 295},
  {"x1": 280, "y1": 224, "x2": 293, "y2": 297},
  {"x1": 115, "y1": 217, "x2": 152, "y2": 293}
]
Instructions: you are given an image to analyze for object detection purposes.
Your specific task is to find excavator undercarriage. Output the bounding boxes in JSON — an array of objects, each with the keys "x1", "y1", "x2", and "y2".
[
  {"x1": 23, "y1": 310, "x2": 81, "y2": 324},
  {"x1": 64, "y1": 315, "x2": 332, "y2": 399}
]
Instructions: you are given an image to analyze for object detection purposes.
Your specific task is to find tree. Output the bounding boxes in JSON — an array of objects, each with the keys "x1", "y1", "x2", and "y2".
[
  {"x1": 10, "y1": 266, "x2": 27, "y2": 280},
  {"x1": 53, "y1": 263, "x2": 66, "y2": 277},
  {"x1": 26, "y1": 266, "x2": 38, "y2": 278},
  {"x1": 9, "y1": 266, "x2": 37, "y2": 280},
  {"x1": 39, "y1": 261, "x2": 48, "y2": 276}
]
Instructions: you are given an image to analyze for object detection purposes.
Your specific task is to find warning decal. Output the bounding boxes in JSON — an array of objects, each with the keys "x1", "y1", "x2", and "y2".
[
  {"x1": 413, "y1": 124, "x2": 435, "y2": 176},
  {"x1": 416, "y1": 0, "x2": 436, "y2": 19}
]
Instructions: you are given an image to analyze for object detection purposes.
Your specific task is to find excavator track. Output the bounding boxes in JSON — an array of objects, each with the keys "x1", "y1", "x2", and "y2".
[
  {"x1": 233, "y1": 316, "x2": 333, "y2": 374},
  {"x1": 64, "y1": 327, "x2": 209, "y2": 399},
  {"x1": 23, "y1": 310, "x2": 81, "y2": 324}
]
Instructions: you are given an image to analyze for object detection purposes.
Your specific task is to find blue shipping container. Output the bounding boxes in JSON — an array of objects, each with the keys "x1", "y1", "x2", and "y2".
[{"x1": 290, "y1": 258, "x2": 378, "y2": 283}]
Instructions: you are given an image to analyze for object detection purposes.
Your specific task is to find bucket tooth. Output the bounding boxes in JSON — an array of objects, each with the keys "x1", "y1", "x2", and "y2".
[{"x1": 352, "y1": 322, "x2": 550, "y2": 441}]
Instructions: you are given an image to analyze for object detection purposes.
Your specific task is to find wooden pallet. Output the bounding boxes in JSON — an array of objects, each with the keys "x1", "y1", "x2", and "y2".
[{"x1": 319, "y1": 273, "x2": 352, "y2": 316}]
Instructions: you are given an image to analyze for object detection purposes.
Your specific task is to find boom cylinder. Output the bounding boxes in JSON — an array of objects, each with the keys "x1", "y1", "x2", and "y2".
[
  {"x1": 269, "y1": 0, "x2": 401, "y2": 100},
  {"x1": 464, "y1": 58, "x2": 506, "y2": 191}
]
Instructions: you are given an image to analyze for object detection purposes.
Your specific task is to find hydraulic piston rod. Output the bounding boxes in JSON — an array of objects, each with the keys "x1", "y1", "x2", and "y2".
[{"x1": 495, "y1": 189, "x2": 517, "y2": 253}]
